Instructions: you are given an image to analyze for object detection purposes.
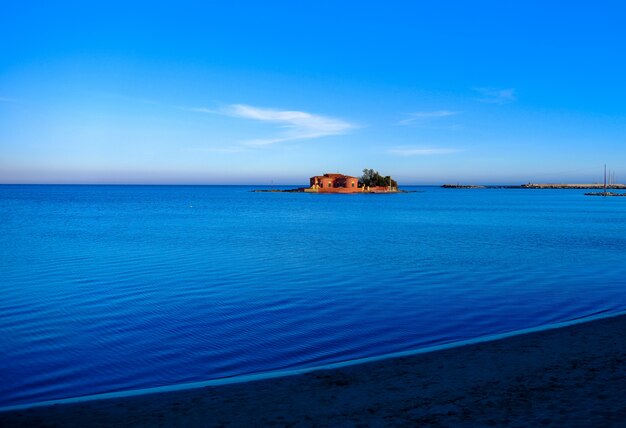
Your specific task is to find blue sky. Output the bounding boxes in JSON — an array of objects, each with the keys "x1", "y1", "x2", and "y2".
[{"x1": 1, "y1": 1, "x2": 625, "y2": 184}]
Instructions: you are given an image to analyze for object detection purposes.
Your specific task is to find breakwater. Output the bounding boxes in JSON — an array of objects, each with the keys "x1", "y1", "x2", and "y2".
[
  {"x1": 585, "y1": 192, "x2": 626, "y2": 197},
  {"x1": 443, "y1": 183, "x2": 626, "y2": 190},
  {"x1": 522, "y1": 183, "x2": 626, "y2": 189}
]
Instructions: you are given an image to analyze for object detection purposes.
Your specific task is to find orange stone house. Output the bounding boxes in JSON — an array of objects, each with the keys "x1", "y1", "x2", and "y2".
[{"x1": 308, "y1": 173, "x2": 360, "y2": 193}]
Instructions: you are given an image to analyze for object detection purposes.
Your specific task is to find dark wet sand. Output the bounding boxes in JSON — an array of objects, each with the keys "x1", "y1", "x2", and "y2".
[{"x1": 2, "y1": 314, "x2": 626, "y2": 427}]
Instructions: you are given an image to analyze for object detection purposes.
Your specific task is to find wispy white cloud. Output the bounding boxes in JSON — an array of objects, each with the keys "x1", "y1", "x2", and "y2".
[
  {"x1": 388, "y1": 146, "x2": 462, "y2": 156},
  {"x1": 473, "y1": 87, "x2": 516, "y2": 104},
  {"x1": 398, "y1": 110, "x2": 459, "y2": 126},
  {"x1": 187, "y1": 103, "x2": 356, "y2": 145},
  {"x1": 222, "y1": 104, "x2": 357, "y2": 145}
]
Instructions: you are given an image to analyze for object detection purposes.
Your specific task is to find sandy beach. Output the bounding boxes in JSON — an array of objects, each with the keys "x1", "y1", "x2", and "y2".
[{"x1": 2, "y1": 314, "x2": 626, "y2": 427}]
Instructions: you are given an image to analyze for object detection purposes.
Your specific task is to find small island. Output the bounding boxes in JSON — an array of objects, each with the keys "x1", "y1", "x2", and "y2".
[{"x1": 254, "y1": 169, "x2": 400, "y2": 193}]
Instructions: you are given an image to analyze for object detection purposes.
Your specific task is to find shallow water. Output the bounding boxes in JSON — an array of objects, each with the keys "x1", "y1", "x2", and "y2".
[{"x1": 1, "y1": 184, "x2": 625, "y2": 407}]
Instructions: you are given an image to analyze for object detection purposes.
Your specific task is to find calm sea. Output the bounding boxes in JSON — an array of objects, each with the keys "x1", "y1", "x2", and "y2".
[{"x1": 1, "y1": 184, "x2": 625, "y2": 407}]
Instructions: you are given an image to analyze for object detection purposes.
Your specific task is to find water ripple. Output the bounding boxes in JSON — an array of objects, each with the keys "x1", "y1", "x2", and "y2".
[{"x1": 1, "y1": 184, "x2": 626, "y2": 407}]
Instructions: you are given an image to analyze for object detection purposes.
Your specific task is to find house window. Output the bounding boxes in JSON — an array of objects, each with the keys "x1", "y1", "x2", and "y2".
[{"x1": 351, "y1": 182, "x2": 355, "y2": 187}]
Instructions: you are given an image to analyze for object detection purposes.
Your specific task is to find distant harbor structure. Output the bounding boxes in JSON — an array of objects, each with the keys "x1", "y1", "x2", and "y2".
[
  {"x1": 443, "y1": 183, "x2": 626, "y2": 190},
  {"x1": 585, "y1": 164, "x2": 626, "y2": 196},
  {"x1": 426, "y1": 182, "x2": 626, "y2": 196},
  {"x1": 521, "y1": 183, "x2": 626, "y2": 189}
]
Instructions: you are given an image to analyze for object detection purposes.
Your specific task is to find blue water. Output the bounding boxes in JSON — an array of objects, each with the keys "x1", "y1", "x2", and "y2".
[{"x1": 1, "y1": 184, "x2": 625, "y2": 407}]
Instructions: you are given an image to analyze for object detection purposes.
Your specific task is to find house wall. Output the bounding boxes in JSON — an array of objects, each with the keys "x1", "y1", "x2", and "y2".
[{"x1": 310, "y1": 174, "x2": 362, "y2": 193}]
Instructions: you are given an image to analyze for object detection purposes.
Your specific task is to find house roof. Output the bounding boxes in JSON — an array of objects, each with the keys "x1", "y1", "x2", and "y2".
[{"x1": 311, "y1": 173, "x2": 359, "y2": 180}]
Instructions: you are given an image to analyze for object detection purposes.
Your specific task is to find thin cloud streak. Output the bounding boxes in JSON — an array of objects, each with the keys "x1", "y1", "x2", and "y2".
[
  {"x1": 224, "y1": 104, "x2": 356, "y2": 145},
  {"x1": 473, "y1": 87, "x2": 516, "y2": 104},
  {"x1": 399, "y1": 110, "x2": 459, "y2": 126},
  {"x1": 388, "y1": 147, "x2": 462, "y2": 156},
  {"x1": 185, "y1": 103, "x2": 356, "y2": 146}
]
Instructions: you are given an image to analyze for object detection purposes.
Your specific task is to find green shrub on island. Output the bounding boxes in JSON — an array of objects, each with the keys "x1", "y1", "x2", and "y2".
[{"x1": 360, "y1": 168, "x2": 398, "y2": 188}]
